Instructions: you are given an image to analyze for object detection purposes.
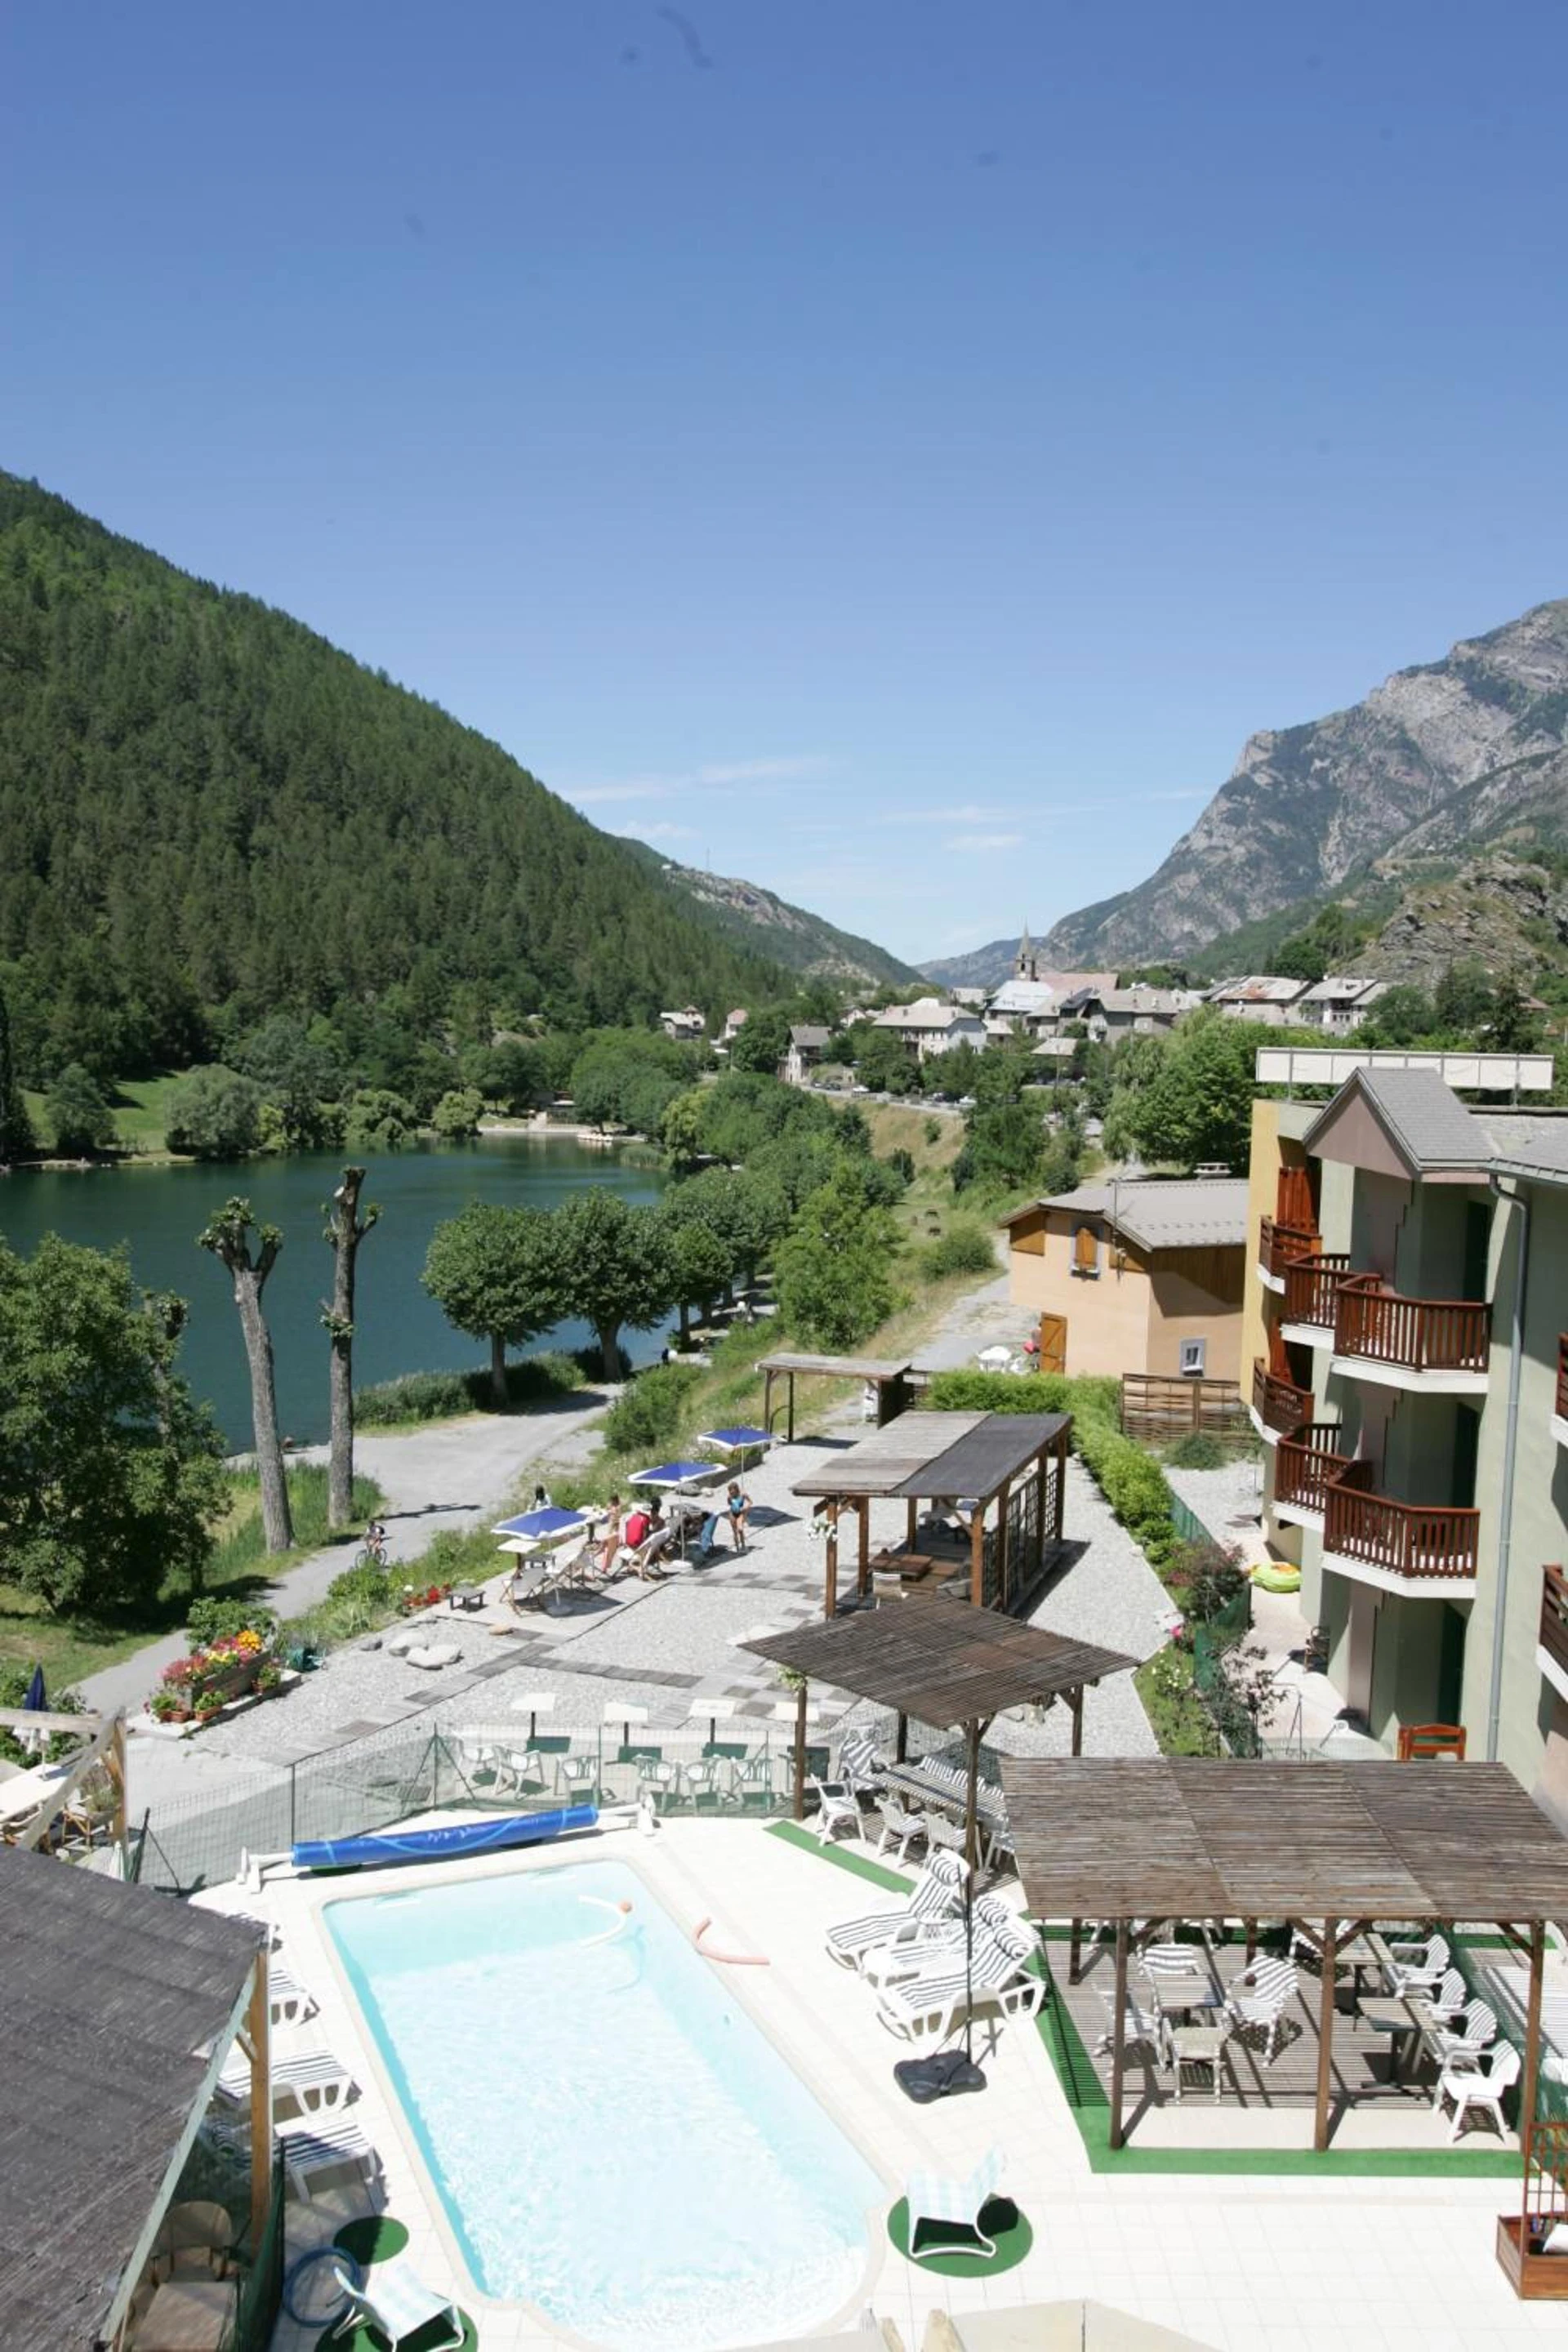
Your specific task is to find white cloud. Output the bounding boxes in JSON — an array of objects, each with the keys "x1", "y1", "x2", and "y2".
[
  {"x1": 569, "y1": 780, "x2": 676, "y2": 806},
  {"x1": 565, "y1": 754, "x2": 830, "y2": 807},
  {"x1": 693, "y1": 755, "x2": 831, "y2": 787},
  {"x1": 618, "y1": 821, "x2": 695, "y2": 842},
  {"x1": 946, "y1": 831, "x2": 1025, "y2": 853}
]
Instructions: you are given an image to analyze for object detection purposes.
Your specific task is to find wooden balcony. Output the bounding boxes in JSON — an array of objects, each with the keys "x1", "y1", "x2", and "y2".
[
  {"x1": 1252, "y1": 1357, "x2": 1312, "y2": 1437},
  {"x1": 1332, "y1": 1274, "x2": 1490, "y2": 1379},
  {"x1": 1542, "y1": 1565, "x2": 1568, "y2": 1686},
  {"x1": 1322, "y1": 1474, "x2": 1480, "y2": 1584},
  {"x1": 1258, "y1": 1216, "x2": 1320, "y2": 1281},
  {"x1": 1275, "y1": 1426, "x2": 1348, "y2": 1515},
  {"x1": 1281, "y1": 1252, "x2": 1352, "y2": 1331}
]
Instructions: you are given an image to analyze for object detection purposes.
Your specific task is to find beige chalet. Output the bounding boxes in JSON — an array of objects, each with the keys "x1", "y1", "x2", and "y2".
[{"x1": 1000, "y1": 1178, "x2": 1248, "y2": 1381}]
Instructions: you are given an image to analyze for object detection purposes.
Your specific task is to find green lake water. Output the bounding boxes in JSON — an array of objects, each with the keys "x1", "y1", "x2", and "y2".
[{"x1": 0, "y1": 1137, "x2": 666, "y2": 1448}]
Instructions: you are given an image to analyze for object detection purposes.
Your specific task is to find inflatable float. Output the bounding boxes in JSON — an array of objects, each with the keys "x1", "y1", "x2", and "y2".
[
  {"x1": 1250, "y1": 1560, "x2": 1301, "y2": 1595},
  {"x1": 693, "y1": 1916, "x2": 769, "y2": 1966},
  {"x1": 292, "y1": 1804, "x2": 598, "y2": 1873}
]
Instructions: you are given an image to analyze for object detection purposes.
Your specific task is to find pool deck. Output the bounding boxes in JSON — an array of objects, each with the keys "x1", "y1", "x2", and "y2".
[{"x1": 211, "y1": 1812, "x2": 1554, "y2": 2352}]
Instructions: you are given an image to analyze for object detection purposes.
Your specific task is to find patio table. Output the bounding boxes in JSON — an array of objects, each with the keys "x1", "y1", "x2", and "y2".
[
  {"x1": 1356, "y1": 1992, "x2": 1424, "y2": 2082},
  {"x1": 1331, "y1": 1930, "x2": 1394, "y2": 1997},
  {"x1": 1166, "y1": 2020, "x2": 1232, "y2": 2101},
  {"x1": 135, "y1": 2277, "x2": 238, "y2": 2351},
  {"x1": 157, "y1": 2203, "x2": 235, "y2": 2262}
]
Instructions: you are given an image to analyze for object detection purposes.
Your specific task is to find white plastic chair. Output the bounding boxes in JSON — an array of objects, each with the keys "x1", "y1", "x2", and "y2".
[
  {"x1": 1385, "y1": 1931, "x2": 1450, "y2": 1996},
  {"x1": 1094, "y1": 1984, "x2": 1161, "y2": 2061},
  {"x1": 328, "y1": 2255, "x2": 463, "y2": 2348},
  {"x1": 874, "y1": 1794, "x2": 929, "y2": 1864},
  {"x1": 809, "y1": 1775, "x2": 862, "y2": 1846},
  {"x1": 1226, "y1": 1958, "x2": 1299, "y2": 2067},
  {"x1": 1433, "y1": 2041, "x2": 1520, "y2": 2141}
]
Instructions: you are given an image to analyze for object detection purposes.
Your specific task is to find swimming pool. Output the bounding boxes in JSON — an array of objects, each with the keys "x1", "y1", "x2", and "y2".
[{"x1": 325, "y1": 1858, "x2": 883, "y2": 2350}]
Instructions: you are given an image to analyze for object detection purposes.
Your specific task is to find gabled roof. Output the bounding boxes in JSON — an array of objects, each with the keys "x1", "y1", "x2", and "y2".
[
  {"x1": 1004, "y1": 1178, "x2": 1247, "y2": 1252},
  {"x1": 1301, "y1": 975, "x2": 1387, "y2": 1005},
  {"x1": 1303, "y1": 1064, "x2": 1493, "y2": 1174},
  {"x1": 872, "y1": 999, "x2": 981, "y2": 1031},
  {"x1": 1206, "y1": 974, "x2": 1309, "y2": 1004},
  {"x1": 787, "y1": 1025, "x2": 831, "y2": 1049},
  {"x1": 0, "y1": 1849, "x2": 262, "y2": 2352},
  {"x1": 1481, "y1": 1111, "x2": 1568, "y2": 1187}
]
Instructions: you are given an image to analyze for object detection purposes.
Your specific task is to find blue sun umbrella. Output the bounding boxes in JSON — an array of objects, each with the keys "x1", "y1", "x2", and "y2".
[
  {"x1": 629, "y1": 1462, "x2": 720, "y2": 1490},
  {"x1": 23, "y1": 1664, "x2": 45, "y2": 1713},
  {"x1": 697, "y1": 1425, "x2": 773, "y2": 1461}
]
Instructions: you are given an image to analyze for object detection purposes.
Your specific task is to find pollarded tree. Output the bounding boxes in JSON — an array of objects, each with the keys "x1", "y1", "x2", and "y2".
[
  {"x1": 322, "y1": 1167, "x2": 381, "y2": 1529},
  {"x1": 0, "y1": 1236, "x2": 226, "y2": 1616},
  {"x1": 554, "y1": 1190, "x2": 676, "y2": 1383},
  {"x1": 198, "y1": 1198, "x2": 293, "y2": 1552},
  {"x1": 421, "y1": 1202, "x2": 564, "y2": 1405}
]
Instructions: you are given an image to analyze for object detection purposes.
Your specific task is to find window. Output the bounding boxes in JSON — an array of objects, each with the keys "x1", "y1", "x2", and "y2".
[
  {"x1": 1071, "y1": 1222, "x2": 1101, "y2": 1279},
  {"x1": 1179, "y1": 1338, "x2": 1207, "y2": 1377}
]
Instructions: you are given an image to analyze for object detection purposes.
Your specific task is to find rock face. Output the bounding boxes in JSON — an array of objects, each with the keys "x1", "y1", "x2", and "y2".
[
  {"x1": 639, "y1": 853, "x2": 922, "y2": 987},
  {"x1": 1349, "y1": 854, "x2": 1568, "y2": 990},
  {"x1": 1042, "y1": 599, "x2": 1568, "y2": 965}
]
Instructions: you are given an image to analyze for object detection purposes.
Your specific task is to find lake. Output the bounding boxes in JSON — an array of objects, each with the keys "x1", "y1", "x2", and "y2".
[{"x1": 0, "y1": 1137, "x2": 668, "y2": 1447}]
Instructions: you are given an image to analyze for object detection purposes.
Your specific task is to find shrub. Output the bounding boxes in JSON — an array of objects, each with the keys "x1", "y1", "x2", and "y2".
[
  {"x1": 207, "y1": 1464, "x2": 381, "y2": 1584},
  {"x1": 919, "y1": 1222, "x2": 998, "y2": 1279},
  {"x1": 354, "y1": 1350, "x2": 586, "y2": 1427},
  {"x1": 186, "y1": 1597, "x2": 278, "y2": 1650},
  {"x1": 1164, "y1": 1431, "x2": 1227, "y2": 1470},
  {"x1": 602, "y1": 1362, "x2": 703, "y2": 1456},
  {"x1": 923, "y1": 1368, "x2": 1178, "y2": 1567},
  {"x1": 923, "y1": 1116, "x2": 942, "y2": 1145}
]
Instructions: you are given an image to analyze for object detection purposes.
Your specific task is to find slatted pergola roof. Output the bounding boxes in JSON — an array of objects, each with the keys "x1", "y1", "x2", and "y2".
[
  {"x1": 743, "y1": 1597, "x2": 1135, "y2": 1729},
  {"x1": 790, "y1": 1410, "x2": 1070, "y2": 1503},
  {"x1": 1001, "y1": 1756, "x2": 1568, "y2": 1924}
]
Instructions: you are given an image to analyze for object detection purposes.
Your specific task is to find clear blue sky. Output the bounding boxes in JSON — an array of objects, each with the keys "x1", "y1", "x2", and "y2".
[{"x1": 6, "y1": 2, "x2": 1567, "y2": 966}]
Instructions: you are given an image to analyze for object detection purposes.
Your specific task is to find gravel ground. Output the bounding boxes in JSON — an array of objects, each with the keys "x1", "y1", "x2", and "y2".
[{"x1": 1165, "y1": 1454, "x2": 1267, "y2": 1557}]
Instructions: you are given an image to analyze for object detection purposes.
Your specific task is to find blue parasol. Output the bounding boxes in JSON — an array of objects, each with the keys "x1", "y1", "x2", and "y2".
[
  {"x1": 23, "y1": 1664, "x2": 46, "y2": 1713},
  {"x1": 492, "y1": 1506, "x2": 589, "y2": 1543},
  {"x1": 630, "y1": 1461, "x2": 721, "y2": 1490},
  {"x1": 697, "y1": 1425, "x2": 773, "y2": 1456}
]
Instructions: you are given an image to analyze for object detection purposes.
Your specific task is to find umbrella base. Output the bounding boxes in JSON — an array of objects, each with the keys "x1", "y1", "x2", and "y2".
[{"x1": 894, "y1": 2050, "x2": 988, "y2": 2103}]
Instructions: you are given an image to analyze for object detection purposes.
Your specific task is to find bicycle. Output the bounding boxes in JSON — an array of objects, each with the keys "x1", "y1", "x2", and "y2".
[{"x1": 354, "y1": 1524, "x2": 389, "y2": 1571}]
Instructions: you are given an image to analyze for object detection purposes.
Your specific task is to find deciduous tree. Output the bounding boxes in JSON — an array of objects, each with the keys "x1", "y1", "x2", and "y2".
[
  {"x1": 554, "y1": 1191, "x2": 675, "y2": 1382},
  {"x1": 421, "y1": 1202, "x2": 564, "y2": 1404},
  {"x1": 45, "y1": 1062, "x2": 114, "y2": 1156}
]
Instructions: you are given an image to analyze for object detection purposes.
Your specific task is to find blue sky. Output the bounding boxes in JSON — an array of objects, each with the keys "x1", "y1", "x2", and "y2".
[{"x1": 6, "y1": 2, "x2": 1568, "y2": 965}]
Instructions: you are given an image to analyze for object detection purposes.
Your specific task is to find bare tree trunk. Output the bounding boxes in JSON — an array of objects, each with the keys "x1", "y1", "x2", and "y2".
[
  {"x1": 490, "y1": 1330, "x2": 508, "y2": 1406},
  {"x1": 322, "y1": 1167, "x2": 378, "y2": 1530},
  {"x1": 200, "y1": 1200, "x2": 293, "y2": 1553},
  {"x1": 677, "y1": 1297, "x2": 691, "y2": 1348},
  {"x1": 597, "y1": 1321, "x2": 621, "y2": 1383}
]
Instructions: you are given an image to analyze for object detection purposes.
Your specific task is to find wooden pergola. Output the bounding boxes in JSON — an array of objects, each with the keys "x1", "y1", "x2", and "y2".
[
  {"x1": 0, "y1": 1846, "x2": 271, "y2": 2350},
  {"x1": 791, "y1": 1410, "x2": 1071, "y2": 1619},
  {"x1": 743, "y1": 1601, "x2": 1135, "y2": 1851},
  {"x1": 1003, "y1": 1754, "x2": 1568, "y2": 2185},
  {"x1": 0, "y1": 1704, "x2": 127, "y2": 1855},
  {"x1": 759, "y1": 1352, "x2": 915, "y2": 1441}
]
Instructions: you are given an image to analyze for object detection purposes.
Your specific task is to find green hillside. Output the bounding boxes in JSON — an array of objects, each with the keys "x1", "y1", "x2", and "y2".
[
  {"x1": 0, "y1": 472, "x2": 789, "y2": 1087},
  {"x1": 623, "y1": 842, "x2": 921, "y2": 988}
]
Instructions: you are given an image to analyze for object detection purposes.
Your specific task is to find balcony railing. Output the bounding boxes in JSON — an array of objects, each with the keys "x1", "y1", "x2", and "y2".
[
  {"x1": 1543, "y1": 1566, "x2": 1568, "y2": 1682},
  {"x1": 1332, "y1": 1273, "x2": 1490, "y2": 1376},
  {"x1": 1282, "y1": 1252, "x2": 1352, "y2": 1330},
  {"x1": 1258, "y1": 1216, "x2": 1320, "y2": 1279},
  {"x1": 1252, "y1": 1357, "x2": 1312, "y2": 1436},
  {"x1": 1275, "y1": 1425, "x2": 1349, "y2": 1513},
  {"x1": 1557, "y1": 1339, "x2": 1568, "y2": 1423},
  {"x1": 1322, "y1": 1477, "x2": 1480, "y2": 1582}
]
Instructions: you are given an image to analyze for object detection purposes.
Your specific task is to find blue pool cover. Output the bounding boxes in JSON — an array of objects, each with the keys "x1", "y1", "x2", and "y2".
[{"x1": 292, "y1": 1806, "x2": 598, "y2": 1873}]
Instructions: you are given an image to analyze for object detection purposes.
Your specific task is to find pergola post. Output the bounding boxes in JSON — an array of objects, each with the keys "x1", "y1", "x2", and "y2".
[
  {"x1": 1053, "y1": 1425, "x2": 1067, "y2": 1544},
  {"x1": 792, "y1": 1679, "x2": 809, "y2": 1820},
  {"x1": 1313, "y1": 1916, "x2": 1339, "y2": 2152},
  {"x1": 1109, "y1": 1918, "x2": 1129, "y2": 2150},
  {"x1": 969, "y1": 1503, "x2": 986, "y2": 1608},
  {"x1": 997, "y1": 1476, "x2": 1012, "y2": 1610},
  {"x1": 895, "y1": 1711, "x2": 908, "y2": 1762},
  {"x1": 247, "y1": 1949, "x2": 271, "y2": 2244},
  {"x1": 763, "y1": 1365, "x2": 773, "y2": 1435},
  {"x1": 1522, "y1": 1919, "x2": 1546, "y2": 2160},
  {"x1": 858, "y1": 1497, "x2": 871, "y2": 1601},
  {"x1": 823, "y1": 1500, "x2": 840, "y2": 1619},
  {"x1": 1069, "y1": 1685, "x2": 1085, "y2": 1756},
  {"x1": 906, "y1": 1495, "x2": 919, "y2": 1550},
  {"x1": 1033, "y1": 1445, "x2": 1049, "y2": 1581}
]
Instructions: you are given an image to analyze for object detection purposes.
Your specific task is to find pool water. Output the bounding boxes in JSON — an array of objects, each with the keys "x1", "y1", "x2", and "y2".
[{"x1": 325, "y1": 1859, "x2": 883, "y2": 2350}]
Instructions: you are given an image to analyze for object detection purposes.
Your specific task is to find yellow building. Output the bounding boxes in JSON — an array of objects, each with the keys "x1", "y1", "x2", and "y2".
[{"x1": 1000, "y1": 1179, "x2": 1248, "y2": 1381}]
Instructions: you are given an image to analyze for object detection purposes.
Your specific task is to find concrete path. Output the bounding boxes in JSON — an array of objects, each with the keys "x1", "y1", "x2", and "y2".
[{"x1": 78, "y1": 1390, "x2": 612, "y2": 1723}]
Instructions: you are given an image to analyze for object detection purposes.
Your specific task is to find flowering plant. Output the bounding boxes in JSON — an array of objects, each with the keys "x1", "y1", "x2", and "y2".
[
  {"x1": 397, "y1": 1582, "x2": 452, "y2": 1615},
  {"x1": 193, "y1": 1689, "x2": 225, "y2": 1718}
]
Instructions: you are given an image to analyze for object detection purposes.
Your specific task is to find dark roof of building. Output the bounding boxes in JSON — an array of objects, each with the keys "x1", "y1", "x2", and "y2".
[
  {"x1": 742, "y1": 1598, "x2": 1135, "y2": 1726},
  {"x1": 790, "y1": 1410, "x2": 1070, "y2": 1502},
  {"x1": 1002, "y1": 1756, "x2": 1568, "y2": 1923},
  {"x1": 787, "y1": 1025, "x2": 831, "y2": 1049},
  {"x1": 1481, "y1": 1111, "x2": 1568, "y2": 1187},
  {"x1": 1303, "y1": 1065, "x2": 1493, "y2": 1174},
  {"x1": 0, "y1": 1849, "x2": 261, "y2": 2352}
]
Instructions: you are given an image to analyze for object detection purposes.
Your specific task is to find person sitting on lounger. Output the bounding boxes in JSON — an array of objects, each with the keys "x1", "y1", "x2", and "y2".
[
  {"x1": 625, "y1": 1509, "x2": 672, "y2": 1580},
  {"x1": 595, "y1": 1499, "x2": 624, "y2": 1579},
  {"x1": 622, "y1": 1502, "x2": 652, "y2": 1553}
]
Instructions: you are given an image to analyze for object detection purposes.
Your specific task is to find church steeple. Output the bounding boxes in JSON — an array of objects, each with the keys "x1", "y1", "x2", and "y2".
[{"x1": 1014, "y1": 921, "x2": 1037, "y2": 982}]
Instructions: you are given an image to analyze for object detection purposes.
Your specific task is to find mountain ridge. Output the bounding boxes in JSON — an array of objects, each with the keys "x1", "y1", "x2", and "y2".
[{"x1": 624, "y1": 844, "x2": 921, "y2": 987}]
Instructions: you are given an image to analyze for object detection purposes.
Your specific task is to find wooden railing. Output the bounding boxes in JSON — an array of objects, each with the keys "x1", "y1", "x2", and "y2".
[
  {"x1": 1333, "y1": 1276, "x2": 1490, "y2": 1375},
  {"x1": 1252, "y1": 1357, "x2": 1311, "y2": 1435},
  {"x1": 1275, "y1": 1425, "x2": 1349, "y2": 1512},
  {"x1": 1282, "y1": 1252, "x2": 1352, "y2": 1330},
  {"x1": 1258, "y1": 1216, "x2": 1320, "y2": 1279},
  {"x1": 1557, "y1": 1338, "x2": 1568, "y2": 1423},
  {"x1": 1322, "y1": 1481, "x2": 1480, "y2": 1581},
  {"x1": 1542, "y1": 1565, "x2": 1568, "y2": 1682}
]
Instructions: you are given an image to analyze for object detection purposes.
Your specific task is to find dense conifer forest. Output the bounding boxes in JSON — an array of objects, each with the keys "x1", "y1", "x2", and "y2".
[{"x1": 0, "y1": 472, "x2": 786, "y2": 1090}]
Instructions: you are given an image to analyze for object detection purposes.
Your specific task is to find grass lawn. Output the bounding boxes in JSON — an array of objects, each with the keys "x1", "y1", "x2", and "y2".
[
  {"x1": 20, "y1": 1071, "x2": 191, "y2": 1160},
  {"x1": 0, "y1": 1463, "x2": 383, "y2": 1693}
]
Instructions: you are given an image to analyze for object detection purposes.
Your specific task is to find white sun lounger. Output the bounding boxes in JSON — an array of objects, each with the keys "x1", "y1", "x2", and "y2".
[
  {"x1": 858, "y1": 1891, "x2": 1019, "y2": 1989},
  {"x1": 268, "y1": 1960, "x2": 317, "y2": 2027},
  {"x1": 278, "y1": 2116, "x2": 381, "y2": 2198},
  {"x1": 329, "y1": 2255, "x2": 465, "y2": 2350},
  {"x1": 823, "y1": 1850, "x2": 967, "y2": 1967},
  {"x1": 872, "y1": 1919, "x2": 1042, "y2": 2046},
  {"x1": 906, "y1": 2145, "x2": 1005, "y2": 2261},
  {"x1": 219, "y1": 2042, "x2": 354, "y2": 2116}
]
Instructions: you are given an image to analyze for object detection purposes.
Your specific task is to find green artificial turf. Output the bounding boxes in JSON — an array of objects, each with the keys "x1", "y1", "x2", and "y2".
[
  {"x1": 888, "y1": 2194, "x2": 1034, "y2": 2274},
  {"x1": 332, "y1": 2215, "x2": 410, "y2": 2265},
  {"x1": 766, "y1": 1818, "x2": 912, "y2": 1892}
]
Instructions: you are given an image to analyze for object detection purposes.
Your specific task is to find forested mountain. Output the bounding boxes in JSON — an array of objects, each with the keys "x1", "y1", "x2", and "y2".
[
  {"x1": 0, "y1": 472, "x2": 791, "y2": 1087},
  {"x1": 1038, "y1": 599, "x2": 1568, "y2": 966},
  {"x1": 625, "y1": 844, "x2": 920, "y2": 987}
]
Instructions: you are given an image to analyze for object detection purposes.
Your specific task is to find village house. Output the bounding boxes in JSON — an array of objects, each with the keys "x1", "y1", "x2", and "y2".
[
  {"x1": 1056, "y1": 982, "x2": 1198, "y2": 1039},
  {"x1": 1205, "y1": 974, "x2": 1313, "y2": 1025},
  {"x1": 658, "y1": 1005, "x2": 706, "y2": 1042},
  {"x1": 1297, "y1": 975, "x2": 1389, "y2": 1034},
  {"x1": 869, "y1": 996, "x2": 986, "y2": 1062},
  {"x1": 1000, "y1": 1177, "x2": 1248, "y2": 1382},
  {"x1": 780, "y1": 1023, "x2": 832, "y2": 1086}
]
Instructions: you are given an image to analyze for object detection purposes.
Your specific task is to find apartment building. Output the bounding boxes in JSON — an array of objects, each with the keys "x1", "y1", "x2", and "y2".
[{"x1": 1244, "y1": 1066, "x2": 1568, "y2": 1819}]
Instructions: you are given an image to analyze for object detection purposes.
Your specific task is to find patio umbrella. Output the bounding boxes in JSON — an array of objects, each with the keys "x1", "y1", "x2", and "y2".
[
  {"x1": 20, "y1": 1664, "x2": 47, "y2": 1755},
  {"x1": 629, "y1": 1461, "x2": 721, "y2": 1491},
  {"x1": 492, "y1": 1506, "x2": 590, "y2": 1544},
  {"x1": 697, "y1": 1426, "x2": 773, "y2": 1461}
]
